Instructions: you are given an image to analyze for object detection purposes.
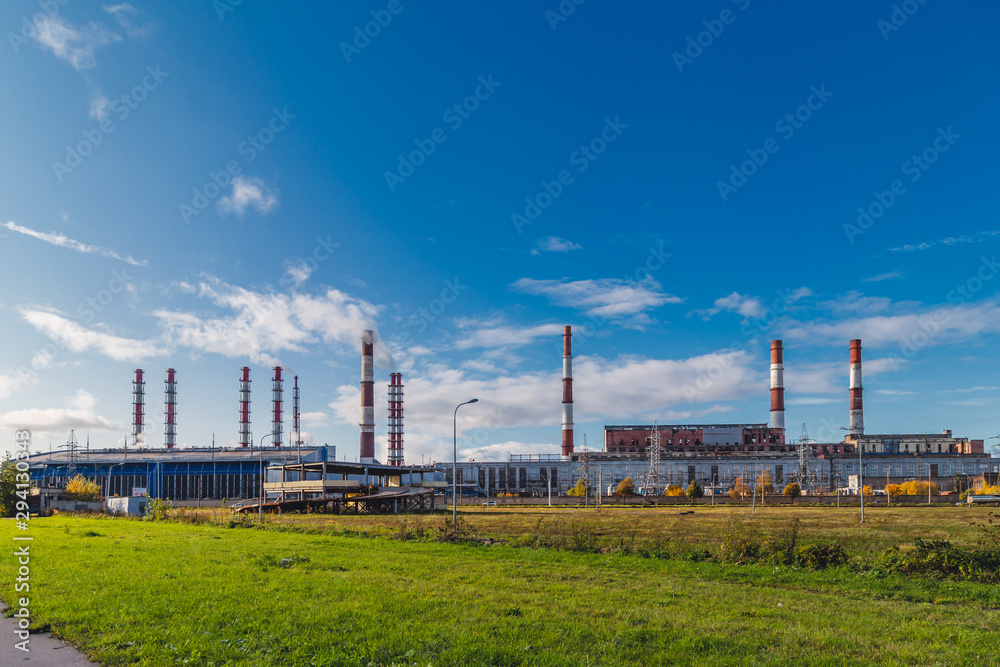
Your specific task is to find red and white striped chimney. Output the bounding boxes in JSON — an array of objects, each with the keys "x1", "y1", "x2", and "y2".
[
  {"x1": 272, "y1": 366, "x2": 283, "y2": 448},
  {"x1": 562, "y1": 326, "x2": 574, "y2": 459},
  {"x1": 164, "y1": 368, "x2": 177, "y2": 449},
  {"x1": 132, "y1": 369, "x2": 145, "y2": 447},
  {"x1": 360, "y1": 330, "x2": 376, "y2": 462},
  {"x1": 239, "y1": 366, "x2": 251, "y2": 448},
  {"x1": 387, "y1": 373, "x2": 404, "y2": 467},
  {"x1": 769, "y1": 340, "x2": 785, "y2": 433},
  {"x1": 850, "y1": 339, "x2": 864, "y2": 436}
]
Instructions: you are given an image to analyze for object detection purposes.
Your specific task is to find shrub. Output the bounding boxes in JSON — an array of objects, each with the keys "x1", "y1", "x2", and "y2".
[
  {"x1": 763, "y1": 518, "x2": 800, "y2": 566},
  {"x1": 143, "y1": 495, "x2": 172, "y2": 521},
  {"x1": 65, "y1": 474, "x2": 102, "y2": 502},
  {"x1": 719, "y1": 515, "x2": 761, "y2": 564},
  {"x1": 793, "y1": 542, "x2": 849, "y2": 569},
  {"x1": 566, "y1": 478, "x2": 587, "y2": 497},
  {"x1": 898, "y1": 480, "x2": 939, "y2": 496},
  {"x1": 873, "y1": 538, "x2": 1000, "y2": 583}
]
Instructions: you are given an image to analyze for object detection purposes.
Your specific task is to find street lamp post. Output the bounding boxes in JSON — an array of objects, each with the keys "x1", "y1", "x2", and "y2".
[
  {"x1": 841, "y1": 427, "x2": 864, "y2": 523},
  {"x1": 258, "y1": 432, "x2": 274, "y2": 522},
  {"x1": 453, "y1": 399, "x2": 479, "y2": 530},
  {"x1": 105, "y1": 462, "x2": 124, "y2": 502}
]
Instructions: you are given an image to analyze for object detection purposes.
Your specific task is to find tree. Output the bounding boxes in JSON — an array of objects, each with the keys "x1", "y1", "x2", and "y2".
[
  {"x1": 885, "y1": 483, "x2": 903, "y2": 498},
  {"x1": 782, "y1": 483, "x2": 801, "y2": 499},
  {"x1": 665, "y1": 484, "x2": 685, "y2": 497},
  {"x1": 65, "y1": 474, "x2": 102, "y2": 501},
  {"x1": 615, "y1": 478, "x2": 635, "y2": 499},
  {"x1": 755, "y1": 470, "x2": 774, "y2": 495},
  {"x1": 0, "y1": 458, "x2": 24, "y2": 518},
  {"x1": 729, "y1": 476, "x2": 750, "y2": 501},
  {"x1": 899, "y1": 480, "x2": 939, "y2": 496},
  {"x1": 685, "y1": 480, "x2": 704, "y2": 498},
  {"x1": 566, "y1": 478, "x2": 587, "y2": 497},
  {"x1": 862, "y1": 485, "x2": 874, "y2": 498}
]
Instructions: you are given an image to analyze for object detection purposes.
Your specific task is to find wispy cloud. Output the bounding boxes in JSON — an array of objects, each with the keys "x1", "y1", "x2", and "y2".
[
  {"x1": 510, "y1": 277, "x2": 680, "y2": 327},
  {"x1": 154, "y1": 277, "x2": 380, "y2": 365},
  {"x1": 103, "y1": 3, "x2": 149, "y2": 38},
  {"x1": 0, "y1": 390, "x2": 119, "y2": 436},
  {"x1": 691, "y1": 292, "x2": 765, "y2": 321},
  {"x1": 876, "y1": 389, "x2": 918, "y2": 396},
  {"x1": 2, "y1": 221, "x2": 148, "y2": 267},
  {"x1": 217, "y1": 176, "x2": 279, "y2": 217},
  {"x1": 939, "y1": 386, "x2": 997, "y2": 394},
  {"x1": 780, "y1": 299, "x2": 1000, "y2": 349},
  {"x1": 284, "y1": 259, "x2": 314, "y2": 287},
  {"x1": 862, "y1": 270, "x2": 904, "y2": 282},
  {"x1": 530, "y1": 236, "x2": 582, "y2": 255},
  {"x1": 454, "y1": 317, "x2": 564, "y2": 350},
  {"x1": 691, "y1": 288, "x2": 811, "y2": 322},
  {"x1": 20, "y1": 308, "x2": 166, "y2": 363},
  {"x1": 888, "y1": 230, "x2": 1000, "y2": 253},
  {"x1": 32, "y1": 13, "x2": 120, "y2": 71}
]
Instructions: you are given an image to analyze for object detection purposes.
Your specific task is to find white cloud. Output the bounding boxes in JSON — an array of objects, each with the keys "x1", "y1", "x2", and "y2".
[
  {"x1": 154, "y1": 277, "x2": 380, "y2": 365},
  {"x1": 0, "y1": 370, "x2": 37, "y2": 401},
  {"x1": 510, "y1": 277, "x2": 681, "y2": 326},
  {"x1": 32, "y1": 14, "x2": 120, "y2": 71},
  {"x1": 862, "y1": 271, "x2": 904, "y2": 282},
  {"x1": 217, "y1": 177, "x2": 279, "y2": 217},
  {"x1": 3, "y1": 221, "x2": 148, "y2": 267},
  {"x1": 876, "y1": 389, "x2": 918, "y2": 396},
  {"x1": 780, "y1": 299, "x2": 1000, "y2": 349},
  {"x1": 300, "y1": 412, "x2": 329, "y2": 428},
  {"x1": 284, "y1": 259, "x2": 314, "y2": 287},
  {"x1": 103, "y1": 4, "x2": 149, "y2": 37},
  {"x1": 454, "y1": 317, "x2": 564, "y2": 350},
  {"x1": 329, "y1": 348, "x2": 765, "y2": 462},
  {"x1": 692, "y1": 292, "x2": 766, "y2": 321},
  {"x1": 88, "y1": 92, "x2": 111, "y2": 121},
  {"x1": 20, "y1": 308, "x2": 166, "y2": 363},
  {"x1": 530, "y1": 236, "x2": 582, "y2": 255},
  {"x1": 0, "y1": 390, "x2": 119, "y2": 436},
  {"x1": 888, "y1": 230, "x2": 1000, "y2": 253},
  {"x1": 692, "y1": 288, "x2": 811, "y2": 322}
]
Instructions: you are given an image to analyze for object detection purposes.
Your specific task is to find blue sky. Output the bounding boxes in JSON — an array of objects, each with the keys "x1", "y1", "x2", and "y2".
[{"x1": 2, "y1": 1, "x2": 1000, "y2": 462}]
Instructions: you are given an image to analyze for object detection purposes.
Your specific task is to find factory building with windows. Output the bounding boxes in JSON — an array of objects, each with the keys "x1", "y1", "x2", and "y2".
[{"x1": 442, "y1": 332, "x2": 997, "y2": 497}]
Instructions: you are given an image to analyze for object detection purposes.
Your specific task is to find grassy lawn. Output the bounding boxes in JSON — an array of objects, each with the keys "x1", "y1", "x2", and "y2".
[{"x1": 2, "y1": 507, "x2": 999, "y2": 666}]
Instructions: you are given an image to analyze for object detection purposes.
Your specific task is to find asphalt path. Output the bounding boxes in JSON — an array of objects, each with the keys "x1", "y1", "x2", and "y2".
[{"x1": 0, "y1": 607, "x2": 95, "y2": 666}]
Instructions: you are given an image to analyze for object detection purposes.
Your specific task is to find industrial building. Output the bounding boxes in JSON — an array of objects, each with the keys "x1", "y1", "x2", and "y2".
[
  {"x1": 26, "y1": 330, "x2": 433, "y2": 509},
  {"x1": 441, "y1": 331, "x2": 997, "y2": 497},
  {"x1": 24, "y1": 326, "x2": 998, "y2": 505}
]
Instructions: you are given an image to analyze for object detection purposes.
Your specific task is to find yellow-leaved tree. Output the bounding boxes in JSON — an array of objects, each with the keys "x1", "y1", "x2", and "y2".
[
  {"x1": 65, "y1": 474, "x2": 102, "y2": 501},
  {"x1": 730, "y1": 476, "x2": 750, "y2": 500},
  {"x1": 665, "y1": 484, "x2": 685, "y2": 497}
]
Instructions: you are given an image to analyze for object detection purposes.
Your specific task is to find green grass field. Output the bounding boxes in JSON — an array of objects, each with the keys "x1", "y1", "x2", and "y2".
[{"x1": 2, "y1": 506, "x2": 999, "y2": 666}]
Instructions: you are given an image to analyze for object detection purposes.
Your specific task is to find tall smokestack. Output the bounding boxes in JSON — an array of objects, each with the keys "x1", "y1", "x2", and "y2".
[
  {"x1": 769, "y1": 340, "x2": 785, "y2": 433},
  {"x1": 239, "y1": 366, "x2": 251, "y2": 448},
  {"x1": 293, "y1": 375, "x2": 301, "y2": 446},
  {"x1": 387, "y1": 373, "x2": 404, "y2": 466},
  {"x1": 360, "y1": 330, "x2": 375, "y2": 462},
  {"x1": 132, "y1": 369, "x2": 145, "y2": 447},
  {"x1": 164, "y1": 368, "x2": 177, "y2": 449},
  {"x1": 272, "y1": 366, "x2": 283, "y2": 448},
  {"x1": 850, "y1": 339, "x2": 864, "y2": 436},
  {"x1": 562, "y1": 326, "x2": 574, "y2": 459}
]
